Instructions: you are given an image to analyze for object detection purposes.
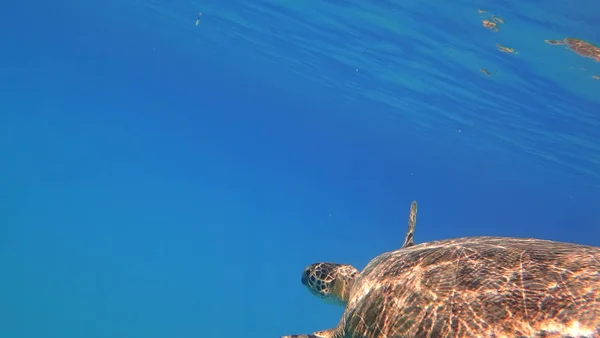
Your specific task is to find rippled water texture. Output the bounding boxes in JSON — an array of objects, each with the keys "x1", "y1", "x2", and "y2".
[{"x1": 143, "y1": 0, "x2": 600, "y2": 183}]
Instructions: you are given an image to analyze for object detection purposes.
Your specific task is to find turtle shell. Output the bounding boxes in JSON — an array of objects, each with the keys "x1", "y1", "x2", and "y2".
[
  {"x1": 340, "y1": 236, "x2": 600, "y2": 338},
  {"x1": 564, "y1": 38, "x2": 600, "y2": 61}
]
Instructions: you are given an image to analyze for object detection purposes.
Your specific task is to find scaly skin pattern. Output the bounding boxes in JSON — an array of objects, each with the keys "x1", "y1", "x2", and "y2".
[
  {"x1": 333, "y1": 236, "x2": 600, "y2": 338},
  {"x1": 301, "y1": 262, "x2": 359, "y2": 305}
]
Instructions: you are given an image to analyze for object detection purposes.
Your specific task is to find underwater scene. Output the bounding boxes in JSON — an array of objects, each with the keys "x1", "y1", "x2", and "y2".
[{"x1": 1, "y1": 0, "x2": 599, "y2": 337}]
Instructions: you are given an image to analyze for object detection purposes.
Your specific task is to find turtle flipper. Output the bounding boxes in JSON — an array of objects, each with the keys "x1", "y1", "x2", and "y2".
[
  {"x1": 280, "y1": 328, "x2": 336, "y2": 338},
  {"x1": 401, "y1": 200, "x2": 417, "y2": 248}
]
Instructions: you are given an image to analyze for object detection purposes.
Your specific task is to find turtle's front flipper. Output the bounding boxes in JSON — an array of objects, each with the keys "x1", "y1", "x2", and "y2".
[{"x1": 280, "y1": 328, "x2": 336, "y2": 338}]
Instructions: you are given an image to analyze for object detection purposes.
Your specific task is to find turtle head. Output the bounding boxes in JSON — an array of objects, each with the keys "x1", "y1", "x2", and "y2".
[{"x1": 301, "y1": 262, "x2": 359, "y2": 306}]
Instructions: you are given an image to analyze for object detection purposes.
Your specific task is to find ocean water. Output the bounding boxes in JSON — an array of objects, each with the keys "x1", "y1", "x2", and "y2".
[{"x1": 1, "y1": 0, "x2": 599, "y2": 337}]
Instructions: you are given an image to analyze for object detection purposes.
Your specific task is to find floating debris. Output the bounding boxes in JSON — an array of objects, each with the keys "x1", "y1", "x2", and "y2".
[
  {"x1": 593, "y1": 75, "x2": 600, "y2": 80},
  {"x1": 479, "y1": 9, "x2": 504, "y2": 31},
  {"x1": 492, "y1": 15, "x2": 505, "y2": 24},
  {"x1": 545, "y1": 38, "x2": 600, "y2": 62},
  {"x1": 480, "y1": 68, "x2": 493, "y2": 76},
  {"x1": 482, "y1": 19, "x2": 498, "y2": 31},
  {"x1": 496, "y1": 43, "x2": 517, "y2": 54},
  {"x1": 195, "y1": 12, "x2": 203, "y2": 26}
]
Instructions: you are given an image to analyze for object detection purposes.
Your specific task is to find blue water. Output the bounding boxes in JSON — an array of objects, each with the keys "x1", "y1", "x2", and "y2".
[{"x1": 1, "y1": 0, "x2": 599, "y2": 337}]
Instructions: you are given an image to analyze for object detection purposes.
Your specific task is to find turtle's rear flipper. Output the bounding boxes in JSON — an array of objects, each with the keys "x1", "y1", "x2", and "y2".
[
  {"x1": 280, "y1": 328, "x2": 336, "y2": 338},
  {"x1": 401, "y1": 200, "x2": 418, "y2": 248}
]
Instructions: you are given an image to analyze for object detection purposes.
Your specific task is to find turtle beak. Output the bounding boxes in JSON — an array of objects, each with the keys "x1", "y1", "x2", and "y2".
[{"x1": 301, "y1": 270, "x2": 309, "y2": 286}]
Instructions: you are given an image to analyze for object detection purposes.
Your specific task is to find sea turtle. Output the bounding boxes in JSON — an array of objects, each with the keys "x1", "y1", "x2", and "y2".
[
  {"x1": 281, "y1": 201, "x2": 600, "y2": 338},
  {"x1": 545, "y1": 38, "x2": 600, "y2": 62}
]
